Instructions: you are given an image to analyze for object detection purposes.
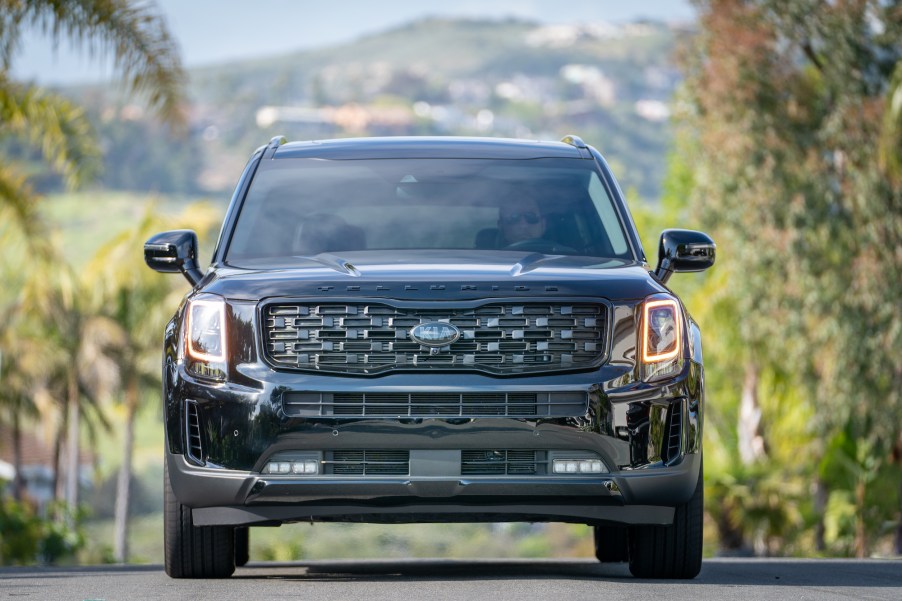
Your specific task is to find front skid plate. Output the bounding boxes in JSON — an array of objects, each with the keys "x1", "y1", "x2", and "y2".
[{"x1": 192, "y1": 503, "x2": 675, "y2": 527}]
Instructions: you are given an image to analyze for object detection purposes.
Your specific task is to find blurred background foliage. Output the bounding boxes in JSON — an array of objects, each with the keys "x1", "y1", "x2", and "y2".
[{"x1": 1, "y1": 0, "x2": 900, "y2": 565}]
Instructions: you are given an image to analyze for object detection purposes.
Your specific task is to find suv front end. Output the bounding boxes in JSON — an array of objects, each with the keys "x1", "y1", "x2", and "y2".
[{"x1": 146, "y1": 135, "x2": 715, "y2": 579}]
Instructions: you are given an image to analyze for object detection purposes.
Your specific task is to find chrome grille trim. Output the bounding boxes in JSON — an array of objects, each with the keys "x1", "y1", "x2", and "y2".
[
  {"x1": 262, "y1": 299, "x2": 608, "y2": 375},
  {"x1": 283, "y1": 391, "x2": 588, "y2": 419}
]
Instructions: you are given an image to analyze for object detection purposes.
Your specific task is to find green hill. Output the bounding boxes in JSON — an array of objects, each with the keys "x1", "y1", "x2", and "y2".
[{"x1": 65, "y1": 17, "x2": 687, "y2": 201}]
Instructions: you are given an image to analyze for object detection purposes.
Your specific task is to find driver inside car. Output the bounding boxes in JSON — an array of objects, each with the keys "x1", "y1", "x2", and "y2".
[{"x1": 498, "y1": 195, "x2": 546, "y2": 246}]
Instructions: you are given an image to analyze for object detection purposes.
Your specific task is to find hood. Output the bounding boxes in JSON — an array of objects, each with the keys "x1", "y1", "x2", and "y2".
[{"x1": 202, "y1": 250, "x2": 666, "y2": 301}]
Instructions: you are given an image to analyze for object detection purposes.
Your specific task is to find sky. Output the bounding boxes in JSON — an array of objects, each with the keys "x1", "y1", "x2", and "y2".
[{"x1": 13, "y1": 0, "x2": 695, "y2": 85}]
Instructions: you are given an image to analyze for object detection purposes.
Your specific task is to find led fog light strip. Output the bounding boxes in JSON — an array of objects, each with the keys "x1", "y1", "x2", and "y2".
[
  {"x1": 264, "y1": 460, "x2": 319, "y2": 475},
  {"x1": 552, "y1": 459, "x2": 606, "y2": 474}
]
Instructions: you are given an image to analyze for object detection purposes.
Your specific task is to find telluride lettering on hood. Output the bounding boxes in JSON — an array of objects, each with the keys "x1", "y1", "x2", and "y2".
[{"x1": 145, "y1": 135, "x2": 715, "y2": 579}]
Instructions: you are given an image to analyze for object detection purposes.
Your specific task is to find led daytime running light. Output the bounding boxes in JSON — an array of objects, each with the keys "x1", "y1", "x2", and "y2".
[
  {"x1": 187, "y1": 299, "x2": 226, "y2": 363},
  {"x1": 642, "y1": 298, "x2": 681, "y2": 363}
]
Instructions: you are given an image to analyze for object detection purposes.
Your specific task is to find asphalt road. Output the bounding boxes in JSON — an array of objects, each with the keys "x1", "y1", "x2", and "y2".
[{"x1": 2, "y1": 558, "x2": 900, "y2": 601}]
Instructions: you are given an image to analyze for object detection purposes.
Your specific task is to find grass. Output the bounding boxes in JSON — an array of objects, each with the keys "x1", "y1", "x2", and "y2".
[
  {"x1": 80, "y1": 516, "x2": 596, "y2": 565},
  {"x1": 39, "y1": 190, "x2": 221, "y2": 266}
]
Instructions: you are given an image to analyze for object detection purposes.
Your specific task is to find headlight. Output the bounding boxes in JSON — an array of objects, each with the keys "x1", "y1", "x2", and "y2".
[
  {"x1": 640, "y1": 295, "x2": 683, "y2": 381},
  {"x1": 184, "y1": 296, "x2": 227, "y2": 380}
]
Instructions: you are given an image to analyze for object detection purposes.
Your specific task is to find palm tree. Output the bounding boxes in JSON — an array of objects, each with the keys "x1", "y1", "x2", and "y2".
[
  {"x1": 16, "y1": 257, "x2": 116, "y2": 512},
  {"x1": 0, "y1": 0, "x2": 185, "y2": 241},
  {"x1": 84, "y1": 203, "x2": 221, "y2": 563},
  {"x1": 0, "y1": 0, "x2": 185, "y2": 536}
]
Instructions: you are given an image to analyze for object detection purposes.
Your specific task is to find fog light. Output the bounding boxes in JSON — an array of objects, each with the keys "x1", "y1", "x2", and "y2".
[
  {"x1": 553, "y1": 459, "x2": 606, "y2": 474},
  {"x1": 265, "y1": 460, "x2": 319, "y2": 475},
  {"x1": 291, "y1": 460, "x2": 318, "y2": 474}
]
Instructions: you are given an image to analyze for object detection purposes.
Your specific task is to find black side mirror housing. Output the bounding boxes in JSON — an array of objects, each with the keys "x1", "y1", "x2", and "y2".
[
  {"x1": 654, "y1": 229, "x2": 716, "y2": 284},
  {"x1": 144, "y1": 230, "x2": 203, "y2": 287}
]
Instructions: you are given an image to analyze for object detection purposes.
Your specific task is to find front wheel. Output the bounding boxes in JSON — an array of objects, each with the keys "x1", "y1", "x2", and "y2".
[
  {"x1": 164, "y1": 460, "x2": 235, "y2": 578},
  {"x1": 628, "y1": 462, "x2": 703, "y2": 579}
]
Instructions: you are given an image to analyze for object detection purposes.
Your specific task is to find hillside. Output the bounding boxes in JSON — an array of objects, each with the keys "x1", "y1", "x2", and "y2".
[{"x1": 69, "y1": 17, "x2": 688, "y2": 200}]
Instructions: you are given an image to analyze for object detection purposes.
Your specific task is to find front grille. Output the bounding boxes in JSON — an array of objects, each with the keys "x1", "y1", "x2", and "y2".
[
  {"x1": 283, "y1": 391, "x2": 588, "y2": 419},
  {"x1": 263, "y1": 301, "x2": 607, "y2": 375},
  {"x1": 461, "y1": 450, "x2": 542, "y2": 475},
  {"x1": 324, "y1": 450, "x2": 410, "y2": 476},
  {"x1": 185, "y1": 401, "x2": 204, "y2": 464}
]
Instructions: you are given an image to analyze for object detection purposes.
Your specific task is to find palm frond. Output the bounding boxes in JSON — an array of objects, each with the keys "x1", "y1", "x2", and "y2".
[
  {"x1": 0, "y1": 2, "x2": 26, "y2": 69},
  {"x1": 0, "y1": 75, "x2": 102, "y2": 189},
  {"x1": 0, "y1": 164, "x2": 53, "y2": 257},
  {"x1": 13, "y1": 0, "x2": 187, "y2": 128}
]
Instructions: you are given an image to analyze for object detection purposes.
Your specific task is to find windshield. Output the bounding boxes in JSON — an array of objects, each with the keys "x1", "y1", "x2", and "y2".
[{"x1": 225, "y1": 157, "x2": 632, "y2": 264}]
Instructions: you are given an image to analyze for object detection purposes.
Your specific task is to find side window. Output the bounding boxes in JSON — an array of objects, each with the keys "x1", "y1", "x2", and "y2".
[{"x1": 587, "y1": 172, "x2": 629, "y2": 256}]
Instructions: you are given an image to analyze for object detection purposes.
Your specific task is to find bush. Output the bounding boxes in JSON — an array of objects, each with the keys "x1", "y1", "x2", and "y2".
[{"x1": 0, "y1": 497, "x2": 85, "y2": 565}]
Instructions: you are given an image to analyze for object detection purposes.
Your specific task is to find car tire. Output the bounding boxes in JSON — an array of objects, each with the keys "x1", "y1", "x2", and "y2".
[
  {"x1": 628, "y1": 461, "x2": 703, "y2": 579},
  {"x1": 593, "y1": 525, "x2": 629, "y2": 562},
  {"x1": 234, "y1": 528, "x2": 250, "y2": 567},
  {"x1": 164, "y1": 459, "x2": 236, "y2": 578}
]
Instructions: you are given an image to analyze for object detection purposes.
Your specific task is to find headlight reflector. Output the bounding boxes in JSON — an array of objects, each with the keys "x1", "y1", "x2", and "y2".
[
  {"x1": 185, "y1": 297, "x2": 227, "y2": 380},
  {"x1": 641, "y1": 296, "x2": 683, "y2": 381}
]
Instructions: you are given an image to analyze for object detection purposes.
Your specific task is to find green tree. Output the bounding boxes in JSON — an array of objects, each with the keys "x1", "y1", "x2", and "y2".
[{"x1": 683, "y1": 0, "x2": 902, "y2": 556}]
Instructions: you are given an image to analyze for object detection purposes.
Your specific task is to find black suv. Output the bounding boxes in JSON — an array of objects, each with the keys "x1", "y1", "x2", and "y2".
[{"x1": 145, "y1": 135, "x2": 715, "y2": 579}]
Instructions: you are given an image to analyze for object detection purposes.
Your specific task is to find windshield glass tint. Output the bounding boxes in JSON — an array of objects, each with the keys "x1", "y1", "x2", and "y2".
[{"x1": 225, "y1": 158, "x2": 632, "y2": 263}]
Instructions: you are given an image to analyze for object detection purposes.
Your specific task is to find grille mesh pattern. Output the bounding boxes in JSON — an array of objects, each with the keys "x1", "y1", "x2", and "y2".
[
  {"x1": 461, "y1": 450, "x2": 540, "y2": 475},
  {"x1": 283, "y1": 391, "x2": 587, "y2": 419},
  {"x1": 325, "y1": 450, "x2": 410, "y2": 476},
  {"x1": 263, "y1": 302, "x2": 607, "y2": 374}
]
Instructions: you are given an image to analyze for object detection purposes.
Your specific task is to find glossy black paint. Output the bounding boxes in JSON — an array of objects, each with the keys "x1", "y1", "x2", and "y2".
[
  {"x1": 654, "y1": 229, "x2": 717, "y2": 285},
  {"x1": 144, "y1": 229, "x2": 203, "y2": 286},
  {"x1": 271, "y1": 136, "x2": 585, "y2": 160},
  {"x1": 151, "y1": 135, "x2": 714, "y2": 528},
  {"x1": 211, "y1": 254, "x2": 665, "y2": 301}
]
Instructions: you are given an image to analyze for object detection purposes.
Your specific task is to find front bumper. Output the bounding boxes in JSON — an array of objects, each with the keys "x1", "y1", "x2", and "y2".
[
  {"x1": 164, "y1": 355, "x2": 704, "y2": 527},
  {"x1": 170, "y1": 451, "x2": 699, "y2": 527}
]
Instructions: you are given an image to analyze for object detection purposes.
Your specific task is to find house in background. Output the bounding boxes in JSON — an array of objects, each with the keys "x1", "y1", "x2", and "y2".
[{"x1": 0, "y1": 425, "x2": 92, "y2": 512}]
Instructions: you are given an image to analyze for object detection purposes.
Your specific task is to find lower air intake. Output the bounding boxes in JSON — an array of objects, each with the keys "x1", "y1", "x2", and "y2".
[
  {"x1": 461, "y1": 450, "x2": 540, "y2": 475},
  {"x1": 325, "y1": 450, "x2": 410, "y2": 476},
  {"x1": 185, "y1": 401, "x2": 204, "y2": 464}
]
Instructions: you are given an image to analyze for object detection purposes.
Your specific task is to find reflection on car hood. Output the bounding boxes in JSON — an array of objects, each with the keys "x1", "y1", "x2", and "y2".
[{"x1": 205, "y1": 250, "x2": 666, "y2": 301}]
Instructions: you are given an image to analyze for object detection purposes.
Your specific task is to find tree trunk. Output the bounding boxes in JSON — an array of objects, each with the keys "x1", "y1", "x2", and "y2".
[
  {"x1": 113, "y1": 374, "x2": 139, "y2": 563},
  {"x1": 896, "y1": 478, "x2": 902, "y2": 556},
  {"x1": 814, "y1": 478, "x2": 828, "y2": 553},
  {"x1": 854, "y1": 478, "x2": 867, "y2": 558},
  {"x1": 52, "y1": 414, "x2": 64, "y2": 506},
  {"x1": 738, "y1": 362, "x2": 766, "y2": 465},
  {"x1": 12, "y1": 408, "x2": 25, "y2": 502},
  {"x1": 64, "y1": 369, "x2": 80, "y2": 519},
  {"x1": 894, "y1": 434, "x2": 902, "y2": 555}
]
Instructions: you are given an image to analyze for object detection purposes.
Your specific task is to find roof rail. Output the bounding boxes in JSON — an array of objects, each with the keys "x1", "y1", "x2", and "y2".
[
  {"x1": 262, "y1": 135, "x2": 287, "y2": 159},
  {"x1": 560, "y1": 134, "x2": 588, "y2": 149}
]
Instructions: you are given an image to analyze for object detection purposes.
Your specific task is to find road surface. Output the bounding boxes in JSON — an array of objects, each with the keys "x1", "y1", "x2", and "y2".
[{"x1": 1, "y1": 558, "x2": 900, "y2": 600}]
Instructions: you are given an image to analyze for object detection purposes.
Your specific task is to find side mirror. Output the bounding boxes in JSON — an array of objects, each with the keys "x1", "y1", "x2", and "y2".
[
  {"x1": 144, "y1": 230, "x2": 203, "y2": 287},
  {"x1": 654, "y1": 229, "x2": 716, "y2": 285}
]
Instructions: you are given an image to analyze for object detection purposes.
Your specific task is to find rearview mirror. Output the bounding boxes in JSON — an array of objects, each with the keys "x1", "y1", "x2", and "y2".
[
  {"x1": 144, "y1": 230, "x2": 203, "y2": 286},
  {"x1": 654, "y1": 229, "x2": 716, "y2": 284}
]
